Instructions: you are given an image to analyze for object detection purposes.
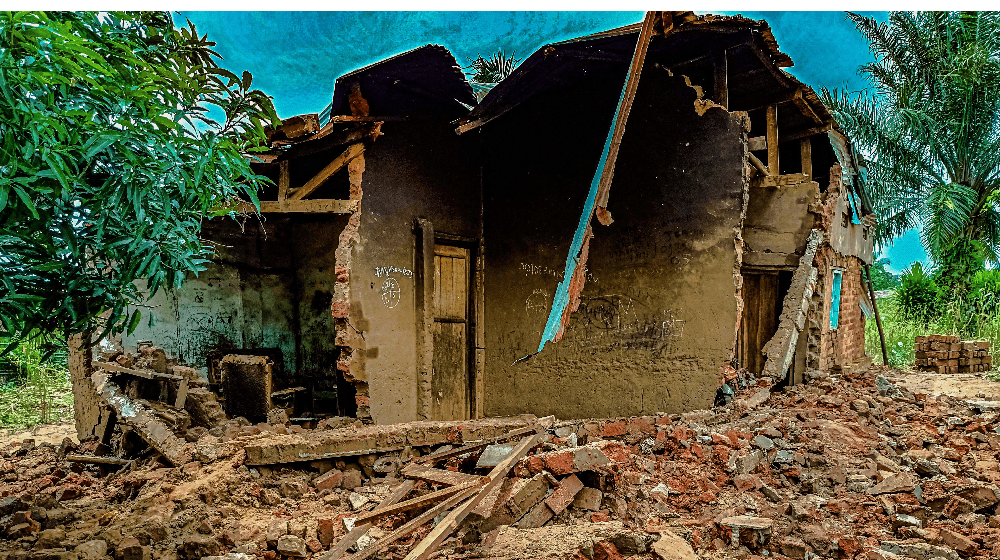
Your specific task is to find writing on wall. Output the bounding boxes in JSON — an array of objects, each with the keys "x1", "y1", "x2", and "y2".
[{"x1": 374, "y1": 265, "x2": 413, "y2": 278}]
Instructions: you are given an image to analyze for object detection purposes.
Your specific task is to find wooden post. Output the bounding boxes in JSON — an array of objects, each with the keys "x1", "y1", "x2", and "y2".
[
  {"x1": 864, "y1": 263, "x2": 889, "y2": 365},
  {"x1": 766, "y1": 104, "x2": 779, "y2": 175},
  {"x1": 277, "y1": 160, "x2": 290, "y2": 210},
  {"x1": 800, "y1": 137, "x2": 812, "y2": 180},
  {"x1": 714, "y1": 49, "x2": 728, "y2": 108}
]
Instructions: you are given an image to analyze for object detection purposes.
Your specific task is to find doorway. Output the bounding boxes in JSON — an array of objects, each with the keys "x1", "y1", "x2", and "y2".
[{"x1": 738, "y1": 270, "x2": 792, "y2": 374}]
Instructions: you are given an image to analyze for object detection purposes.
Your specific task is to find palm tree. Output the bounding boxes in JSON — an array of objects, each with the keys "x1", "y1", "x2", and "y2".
[
  {"x1": 465, "y1": 49, "x2": 522, "y2": 101},
  {"x1": 823, "y1": 12, "x2": 1000, "y2": 269}
]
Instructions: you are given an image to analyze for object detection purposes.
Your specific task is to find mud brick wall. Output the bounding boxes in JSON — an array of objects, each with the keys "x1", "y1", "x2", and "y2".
[
  {"x1": 481, "y1": 65, "x2": 748, "y2": 419},
  {"x1": 915, "y1": 336, "x2": 991, "y2": 373}
]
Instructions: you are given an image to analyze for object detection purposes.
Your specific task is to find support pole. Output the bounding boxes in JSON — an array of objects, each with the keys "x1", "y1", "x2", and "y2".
[{"x1": 863, "y1": 263, "x2": 889, "y2": 365}]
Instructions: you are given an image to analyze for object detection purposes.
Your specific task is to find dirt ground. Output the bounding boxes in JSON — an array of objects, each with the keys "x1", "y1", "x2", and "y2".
[
  {"x1": 0, "y1": 423, "x2": 77, "y2": 450},
  {"x1": 2, "y1": 365, "x2": 1000, "y2": 560}
]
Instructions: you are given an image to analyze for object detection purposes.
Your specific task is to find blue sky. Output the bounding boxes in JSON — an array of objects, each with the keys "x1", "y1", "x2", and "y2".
[{"x1": 179, "y1": 10, "x2": 925, "y2": 273}]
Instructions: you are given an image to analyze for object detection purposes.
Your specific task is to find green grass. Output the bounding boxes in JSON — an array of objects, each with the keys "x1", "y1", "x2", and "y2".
[
  {"x1": 867, "y1": 296, "x2": 1000, "y2": 371},
  {"x1": 0, "y1": 337, "x2": 74, "y2": 431}
]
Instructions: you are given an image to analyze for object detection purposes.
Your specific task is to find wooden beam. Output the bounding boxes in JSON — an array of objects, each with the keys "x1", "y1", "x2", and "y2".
[
  {"x1": 402, "y1": 434, "x2": 540, "y2": 560},
  {"x1": 277, "y1": 160, "x2": 290, "y2": 209},
  {"x1": 345, "y1": 485, "x2": 479, "y2": 560},
  {"x1": 748, "y1": 136, "x2": 767, "y2": 152},
  {"x1": 766, "y1": 104, "x2": 779, "y2": 175},
  {"x1": 286, "y1": 123, "x2": 381, "y2": 159},
  {"x1": 288, "y1": 143, "x2": 365, "y2": 201},
  {"x1": 801, "y1": 137, "x2": 813, "y2": 180},
  {"x1": 235, "y1": 199, "x2": 359, "y2": 214},
  {"x1": 792, "y1": 91, "x2": 824, "y2": 124},
  {"x1": 780, "y1": 122, "x2": 833, "y2": 144},
  {"x1": 747, "y1": 152, "x2": 769, "y2": 176},
  {"x1": 351, "y1": 482, "x2": 479, "y2": 527},
  {"x1": 320, "y1": 480, "x2": 416, "y2": 560},
  {"x1": 714, "y1": 49, "x2": 728, "y2": 108},
  {"x1": 94, "y1": 361, "x2": 182, "y2": 381},
  {"x1": 592, "y1": 11, "x2": 659, "y2": 225}
]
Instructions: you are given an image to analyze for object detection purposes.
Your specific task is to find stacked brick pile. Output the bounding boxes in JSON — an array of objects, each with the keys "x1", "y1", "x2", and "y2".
[{"x1": 914, "y1": 335, "x2": 992, "y2": 373}]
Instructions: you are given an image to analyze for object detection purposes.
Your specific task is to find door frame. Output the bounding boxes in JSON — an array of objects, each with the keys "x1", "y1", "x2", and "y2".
[{"x1": 414, "y1": 219, "x2": 483, "y2": 420}]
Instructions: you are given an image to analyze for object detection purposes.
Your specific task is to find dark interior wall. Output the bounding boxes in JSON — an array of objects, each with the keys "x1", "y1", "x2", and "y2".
[
  {"x1": 351, "y1": 120, "x2": 482, "y2": 424},
  {"x1": 124, "y1": 214, "x2": 349, "y2": 411},
  {"x1": 481, "y1": 66, "x2": 748, "y2": 420}
]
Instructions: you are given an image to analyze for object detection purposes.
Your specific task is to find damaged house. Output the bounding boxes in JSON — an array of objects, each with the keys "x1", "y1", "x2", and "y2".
[{"x1": 68, "y1": 12, "x2": 877, "y2": 441}]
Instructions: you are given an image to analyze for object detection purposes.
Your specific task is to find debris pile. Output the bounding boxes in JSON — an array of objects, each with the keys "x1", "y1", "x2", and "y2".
[
  {"x1": 3, "y1": 364, "x2": 1000, "y2": 560},
  {"x1": 914, "y1": 336, "x2": 992, "y2": 374}
]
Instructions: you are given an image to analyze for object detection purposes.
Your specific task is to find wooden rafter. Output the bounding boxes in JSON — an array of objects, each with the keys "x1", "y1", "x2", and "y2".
[
  {"x1": 287, "y1": 142, "x2": 365, "y2": 202},
  {"x1": 235, "y1": 199, "x2": 358, "y2": 214}
]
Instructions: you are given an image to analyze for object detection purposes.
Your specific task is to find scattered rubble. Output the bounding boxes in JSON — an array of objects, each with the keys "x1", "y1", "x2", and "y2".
[{"x1": 3, "y1": 364, "x2": 1000, "y2": 560}]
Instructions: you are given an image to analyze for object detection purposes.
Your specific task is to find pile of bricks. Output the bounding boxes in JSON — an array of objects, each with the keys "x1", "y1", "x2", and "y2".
[{"x1": 914, "y1": 335, "x2": 992, "y2": 373}]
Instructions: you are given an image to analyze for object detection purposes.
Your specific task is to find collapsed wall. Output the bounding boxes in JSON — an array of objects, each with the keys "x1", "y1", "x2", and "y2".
[{"x1": 482, "y1": 66, "x2": 749, "y2": 419}]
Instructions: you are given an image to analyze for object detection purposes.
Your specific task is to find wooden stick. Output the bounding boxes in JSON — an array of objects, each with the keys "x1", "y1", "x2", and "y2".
[
  {"x1": 864, "y1": 263, "x2": 889, "y2": 366},
  {"x1": 344, "y1": 485, "x2": 479, "y2": 560},
  {"x1": 287, "y1": 143, "x2": 365, "y2": 201},
  {"x1": 320, "y1": 480, "x2": 416, "y2": 560},
  {"x1": 800, "y1": 137, "x2": 812, "y2": 180},
  {"x1": 351, "y1": 482, "x2": 479, "y2": 527},
  {"x1": 747, "y1": 152, "x2": 769, "y2": 176},
  {"x1": 402, "y1": 434, "x2": 540, "y2": 560},
  {"x1": 414, "y1": 426, "x2": 539, "y2": 464},
  {"x1": 277, "y1": 160, "x2": 290, "y2": 210}
]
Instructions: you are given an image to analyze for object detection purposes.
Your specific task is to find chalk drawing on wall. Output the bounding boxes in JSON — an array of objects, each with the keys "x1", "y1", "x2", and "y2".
[
  {"x1": 525, "y1": 289, "x2": 550, "y2": 316},
  {"x1": 375, "y1": 265, "x2": 413, "y2": 278},
  {"x1": 381, "y1": 277, "x2": 401, "y2": 309}
]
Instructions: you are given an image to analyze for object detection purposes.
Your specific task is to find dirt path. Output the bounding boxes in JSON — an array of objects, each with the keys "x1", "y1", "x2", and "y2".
[{"x1": 887, "y1": 369, "x2": 1000, "y2": 400}]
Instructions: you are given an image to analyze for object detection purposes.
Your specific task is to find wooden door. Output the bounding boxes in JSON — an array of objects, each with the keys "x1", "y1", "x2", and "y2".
[
  {"x1": 432, "y1": 244, "x2": 470, "y2": 420},
  {"x1": 738, "y1": 272, "x2": 781, "y2": 374}
]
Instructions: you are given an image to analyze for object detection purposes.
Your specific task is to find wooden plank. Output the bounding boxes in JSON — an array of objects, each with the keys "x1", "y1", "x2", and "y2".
[
  {"x1": 93, "y1": 361, "x2": 182, "y2": 381},
  {"x1": 235, "y1": 199, "x2": 359, "y2": 214},
  {"x1": 345, "y1": 485, "x2": 479, "y2": 560},
  {"x1": 594, "y1": 11, "x2": 659, "y2": 220},
  {"x1": 415, "y1": 426, "x2": 540, "y2": 465},
  {"x1": 351, "y1": 482, "x2": 479, "y2": 527},
  {"x1": 402, "y1": 434, "x2": 541, "y2": 560},
  {"x1": 766, "y1": 104, "x2": 778, "y2": 175},
  {"x1": 748, "y1": 136, "x2": 766, "y2": 152},
  {"x1": 753, "y1": 173, "x2": 809, "y2": 188},
  {"x1": 401, "y1": 463, "x2": 483, "y2": 487},
  {"x1": 320, "y1": 480, "x2": 416, "y2": 560},
  {"x1": 65, "y1": 454, "x2": 130, "y2": 466},
  {"x1": 801, "y1": 137, "x2": 812, "y2": 180},
  {"x1": 713, "y1": 49, "x2": 728, "y2": 108},
  {"x1": 287, "y1": 143, "x2": 365, "y2": 202}
]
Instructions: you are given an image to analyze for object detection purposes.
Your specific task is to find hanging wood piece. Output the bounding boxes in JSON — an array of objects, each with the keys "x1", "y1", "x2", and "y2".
[
  {"x1": 594, "y1": 11, "x2": 660, "y2": 225},
  {"x1": 402, "y1": 434, "x2": 540, "y2": 560},
  {"x1": 766, "y1": 104, "x2": 779, "y2": 175},
  {"x1": 801, "y1": 137, "x2": 813, "y2": 180}
]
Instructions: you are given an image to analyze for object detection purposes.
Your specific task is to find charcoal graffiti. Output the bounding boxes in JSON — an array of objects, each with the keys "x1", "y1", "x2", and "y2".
[{"x1": 374, "y1": 265, "x2": 413, "y2": 278}]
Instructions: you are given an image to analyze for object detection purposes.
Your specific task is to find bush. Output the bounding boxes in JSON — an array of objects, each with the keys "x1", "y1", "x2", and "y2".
[{"x1": 895, "y1": 262, "x2": 941, "y2": 323}]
